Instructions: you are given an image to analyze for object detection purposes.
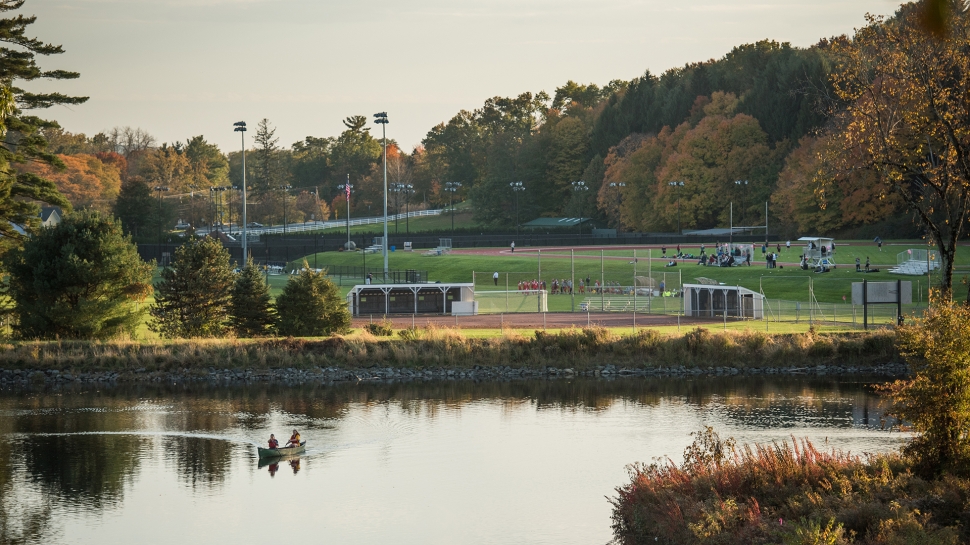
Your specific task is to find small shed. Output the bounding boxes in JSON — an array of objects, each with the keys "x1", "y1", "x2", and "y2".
[
  {"x1": 798, "y1": 237, "x2": 836, "y2": 269},
  {"x1": 347, "y1": 283, "x2": 474, "y2": 316},
  {"x1": 683, "y1": 283, "x2": 764, "y2": 319}
]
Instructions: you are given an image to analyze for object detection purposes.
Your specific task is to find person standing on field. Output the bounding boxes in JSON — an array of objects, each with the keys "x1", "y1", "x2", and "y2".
[
  {"x1": 510, "y1": 241, "x2": 515, "y2": 253},
  {"x1": 493, "y1": 271, "x2": 499, "y2": 286}
]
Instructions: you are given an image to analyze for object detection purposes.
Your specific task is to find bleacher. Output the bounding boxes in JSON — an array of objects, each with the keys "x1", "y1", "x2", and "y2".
[
  {"x1": 581, "y1": 297, "x2": 651, "y2": 312},
  {"x1": 423, "y1": 238, "x2": 453, "y2": 256},
  {"x1": 889, "y1": 249, "x2": 940, "y2": 275},
  {"x1": 363, "y1": 237, "x2": 384, "y2": 254}
]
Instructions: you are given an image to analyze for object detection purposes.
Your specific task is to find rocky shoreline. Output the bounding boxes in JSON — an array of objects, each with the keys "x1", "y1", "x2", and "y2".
[{"x1": 0, "y1": 361, "x2": 908, "y2": 388}]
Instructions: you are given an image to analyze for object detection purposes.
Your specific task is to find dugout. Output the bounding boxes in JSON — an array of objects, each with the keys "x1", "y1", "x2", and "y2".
[
  {"x1": 347, "y1": 283, "x2": 474, "y2": 316},
  {"x1": 683, "y1": 283, "x2": 763, "y2": 319}
]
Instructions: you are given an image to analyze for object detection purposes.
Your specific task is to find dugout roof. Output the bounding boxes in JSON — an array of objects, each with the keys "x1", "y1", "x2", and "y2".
[{"x1": 347, "y1": 283, "x2": 474, "y2": 316}]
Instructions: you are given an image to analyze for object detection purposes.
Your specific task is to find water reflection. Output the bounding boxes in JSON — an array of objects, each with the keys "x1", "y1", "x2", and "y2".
[
  {"x1": 162, "y1": 435, "x2": 234, "y2": 489},
  {"x1": 21, "y1": 434, "x2": 145, "y2": 508},
  {"x1": 0, "y1": 376, "x2": 900, "y2": 545},
  {"x1": 258, "y1": 455, "x2": 303, "y2": 477}
]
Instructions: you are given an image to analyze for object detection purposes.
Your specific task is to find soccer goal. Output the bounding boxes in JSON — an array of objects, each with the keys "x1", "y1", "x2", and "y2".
[{"x1": 474, "y1": 290, "x2": 548, "y2": 313}]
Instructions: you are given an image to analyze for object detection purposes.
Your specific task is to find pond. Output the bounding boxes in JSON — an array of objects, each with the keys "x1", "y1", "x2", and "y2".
[{"x1": 0, "y1": 376, "x2": 903, "y2": 544}]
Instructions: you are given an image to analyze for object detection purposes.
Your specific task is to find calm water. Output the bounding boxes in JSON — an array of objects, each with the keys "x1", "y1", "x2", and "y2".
[{"x1": 0, "y1": 377, "x2": 902, "y2": 545}]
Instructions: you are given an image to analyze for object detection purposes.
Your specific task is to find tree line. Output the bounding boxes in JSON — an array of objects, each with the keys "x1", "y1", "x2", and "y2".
[
  {"x1": 0, "y1": 0, "x2": 967, "y2": 298},
  {"x1": 28, "y1": 30, "x2": 922, "y2": 243},
  {"x1": 6, "y1": 211, "x2": 350, "y2": 339}
]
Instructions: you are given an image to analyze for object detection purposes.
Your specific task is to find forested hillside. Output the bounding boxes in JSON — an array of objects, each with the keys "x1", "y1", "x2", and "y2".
[{"x1": 33, "y1": 5, "x2": 936, "y2": 239}]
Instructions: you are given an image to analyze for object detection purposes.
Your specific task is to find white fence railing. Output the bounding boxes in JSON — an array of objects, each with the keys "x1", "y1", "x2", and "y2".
[{"x1": 197, "y1": 209, "x2": 444, "y2": 237}]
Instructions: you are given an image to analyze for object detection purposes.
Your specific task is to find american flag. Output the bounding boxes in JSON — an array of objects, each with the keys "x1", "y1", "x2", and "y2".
[{"x1": 345, "y1": 184, "x2": 351, "y2": 199}]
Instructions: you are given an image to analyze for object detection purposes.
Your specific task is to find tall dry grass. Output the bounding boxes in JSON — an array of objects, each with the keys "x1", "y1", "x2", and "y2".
[
  {"x1": 0, "y1": 327, "x2": 898, "y2": 373},
  {"x1": 611, "y1": 429, "x2": 966, "y2": 544}
]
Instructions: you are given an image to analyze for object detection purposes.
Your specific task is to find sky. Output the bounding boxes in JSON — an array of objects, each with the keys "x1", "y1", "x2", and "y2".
[{"x1": 28, "y1": 0, "x2": 901, "y2": 153}]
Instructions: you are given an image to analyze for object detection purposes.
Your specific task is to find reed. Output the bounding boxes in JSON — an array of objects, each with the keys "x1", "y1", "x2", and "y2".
[
  {"x1": 0, "y1": 327, "x2": 898, "y2": 373},
  {"x1": 611, "y1": 428, "x2": 966, "y2": 544}
]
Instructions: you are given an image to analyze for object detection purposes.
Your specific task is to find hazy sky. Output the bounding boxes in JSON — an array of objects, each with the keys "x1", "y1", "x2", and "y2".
[{"x1": 28, "y1": 0, "x2": 901, "y2": 153}]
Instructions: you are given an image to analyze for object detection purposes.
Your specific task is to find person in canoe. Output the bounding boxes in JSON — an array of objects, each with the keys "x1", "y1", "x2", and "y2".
[
  {"x1": 268, "y1": 434, "x2": 279, "y2": 449},
  {"x1": 285, "y1": 429, "x2": 301, "y2": 448}
]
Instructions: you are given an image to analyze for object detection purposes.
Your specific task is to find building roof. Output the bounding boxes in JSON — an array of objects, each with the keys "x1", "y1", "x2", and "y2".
[
  {"x1": 40, "y1": 207, "x2": 62, "y2": 223},
  {"x1": 522, "y1": 217, "x2": 591, "y2": 228}
]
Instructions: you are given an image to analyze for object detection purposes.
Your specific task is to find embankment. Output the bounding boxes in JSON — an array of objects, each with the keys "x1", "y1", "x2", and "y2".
[{"x1": 0, "y1": 327, "x2": 903, "y2": 387}]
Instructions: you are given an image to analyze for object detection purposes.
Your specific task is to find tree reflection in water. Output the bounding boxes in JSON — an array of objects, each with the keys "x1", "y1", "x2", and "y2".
[
  {"x1": 163, "y1": 435, "x2": 234, "y2": 489},
  {"x1": 0, "y1": 374, "x2": 891, "y2": 543}
]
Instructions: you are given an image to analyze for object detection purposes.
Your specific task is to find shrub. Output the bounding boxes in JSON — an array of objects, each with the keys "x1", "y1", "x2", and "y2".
[
  {"x1": 397, "y1": 327, "x2": 420, "y2": 341},
  {"x1": 365, "y1": 319, "x2": 394, "y2": 337},
  {"x1": 879, "y1": 301, "x2": 970, "y2": 475}
]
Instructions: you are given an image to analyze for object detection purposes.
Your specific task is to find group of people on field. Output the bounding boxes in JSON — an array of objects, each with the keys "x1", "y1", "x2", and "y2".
[{"x1": 515, "y1": 278, "x2": 629, "y2": 294}]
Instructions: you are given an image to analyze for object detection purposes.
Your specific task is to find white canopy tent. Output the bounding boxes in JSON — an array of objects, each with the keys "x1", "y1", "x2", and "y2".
[{"x1": 798, "y1": 237, "x2": 836, "y2": 270}]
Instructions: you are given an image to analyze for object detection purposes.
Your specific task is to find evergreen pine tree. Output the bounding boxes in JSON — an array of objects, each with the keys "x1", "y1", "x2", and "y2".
[
  {"x1": 149, "y1": 236, "x2": 233, "y2": 338},
  {"x1": 229, "y1": 259, "x2": 276, "y2": 337},
  {"x1": 7, "y1": 210, "x2": 153, "y2": 339},
  {"x1": 112, "y1": 175, "x2": 154, "y2": 237},
  {"x1": 276, "y1": 264, "x2": 350, "y2": 337},
  {"x1": 0, "y1": 1, "x2": 86, "y2": 256}
]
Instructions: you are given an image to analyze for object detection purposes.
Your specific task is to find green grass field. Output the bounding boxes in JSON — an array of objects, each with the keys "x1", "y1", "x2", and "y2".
[
  {"x1": 127, "y1": 239, "x2": 966, "y2": 341},
  {"x1": 287, "y1": 240, "x2": 969, "y2": 306}
]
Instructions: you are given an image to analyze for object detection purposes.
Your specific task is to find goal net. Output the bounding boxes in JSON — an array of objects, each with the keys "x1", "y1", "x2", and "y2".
[{"x1": 474, "y1": 290, "x2": 548, "y2": 314}]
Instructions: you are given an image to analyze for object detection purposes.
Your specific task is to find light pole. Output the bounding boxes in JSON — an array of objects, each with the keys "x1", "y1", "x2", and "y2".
[
  {"x1": 228, "y1": 185, "x2": 238, "y2": 235},
  {"x1": 403, "y1": 184, "x2": 414, "y2": 234},
  {"x1": 153, "y1": 186, "x2": 169, "y2": 263},
  {"x1": 374, "y1": 112, "x2": 389, "y2": 282},
  {"x1": 510, "y1": 181, "x2": 525, "y2": 236},
  {"x1": 445, "y1": 182, "x2": 461, "y2": 235},
  {"x1": 734, "y1": 180, "x2": 748, "y2": 225},
  {"x1": 233, "y1": 121, "x2": 248, "y2": 260},
  {"x1": 208, "y1": 186, "x2": 214, "y2": 228},
  {"x1": 608, "y1": 181, "x2": 626, "y2": 231},
  {"x1": 668, "y1": 181, "x2": 684, "y2": 235},
  {"x1": 278, "y1": 184, "x2": 292, "y2": 241},
  {"x1": 210, "y1": 186, "x2": 229, "y2": 230},
  {"x1": 338, "y1": 177, "x2": 353, "y2": 247},
  {"x1": 571, "y1": 180, "x2": 588, "y2": 236},
  {"x1": 391, "y1": 182, "x2": 403, "y2": 234}
]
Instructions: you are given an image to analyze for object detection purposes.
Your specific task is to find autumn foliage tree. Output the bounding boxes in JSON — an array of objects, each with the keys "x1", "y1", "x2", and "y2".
[
  {"x1": 880, "y1": 300, "x2": 970, "y2": 475},
  {"x1": 826, "y1": 1, "x2": 970, "y2": 299},
  {"x1": 16, "y1": 153, "x2": 121, "y2": 212}
]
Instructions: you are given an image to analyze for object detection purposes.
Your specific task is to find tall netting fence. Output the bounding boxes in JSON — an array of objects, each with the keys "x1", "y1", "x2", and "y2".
[
  {"x1": 470, "y1": 265, "x2": 931, "y2": 329},
  {"x1": 473, "y1": 269, "x2": 686, "y2": 314}
]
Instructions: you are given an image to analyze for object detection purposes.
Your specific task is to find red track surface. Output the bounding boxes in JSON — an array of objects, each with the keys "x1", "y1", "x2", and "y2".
[{"x1": 353, "y1": 312, "x2": 714, "y2": 329}]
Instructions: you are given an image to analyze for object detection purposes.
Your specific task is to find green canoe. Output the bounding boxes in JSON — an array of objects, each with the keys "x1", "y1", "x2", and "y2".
[{"x1": 257, "y1": 441, "x2": 305, "y2": 458}]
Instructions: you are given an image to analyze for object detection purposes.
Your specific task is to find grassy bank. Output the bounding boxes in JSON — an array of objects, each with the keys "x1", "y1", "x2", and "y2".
[
  {"x1": 0, "y1": 327, "x2": 897, "y2": 373},
  {"x1": 611, "y1": 430, "x2": 966, "y2": 544}
]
